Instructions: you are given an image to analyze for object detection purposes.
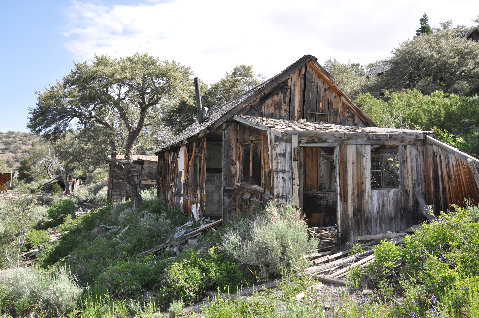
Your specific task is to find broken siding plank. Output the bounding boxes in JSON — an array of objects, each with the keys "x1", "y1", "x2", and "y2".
[
  {"x1": 292, "y1": 134, "x2": 300, "y2": 209},
  {"x1": 353, "y1": 145, "x2": 362, "y2": 239},
  {"x1": 398, "y1": 145, "x2": 409, "y2": 231},
  {"x1": 199, "y1": 137, "x2": 207, "y2": 217},
  {"x1": 293, "y1": 70, "x2": 302, "y2": 120},
  {"x1": 362, "y1": 145, "x2": 372, "y2": 236},
  {"x1": 439, "y1": 150, "x2": 451, "y2": 209},
  {"x1": 299, "y1": 147, "x2": 305, "y2": 215},
  {"x1": 346, "y1": 145, "x2": 355, "y2": 242}
]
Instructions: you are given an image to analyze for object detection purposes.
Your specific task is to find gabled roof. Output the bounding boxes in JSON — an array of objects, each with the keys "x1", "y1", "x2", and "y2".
[{"x1": 159, "y1": 55, "x2": 374, "y2": 151}]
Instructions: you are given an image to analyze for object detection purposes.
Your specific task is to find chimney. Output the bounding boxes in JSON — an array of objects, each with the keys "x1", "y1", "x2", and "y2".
[{"x1": 194, "y1": 77, "x2": 203, "y2": 123}]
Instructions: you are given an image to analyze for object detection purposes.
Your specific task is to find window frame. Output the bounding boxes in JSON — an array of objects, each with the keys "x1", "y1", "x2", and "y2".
[
  {"x1": 371, "y1": 146, "x2": 400, "y2": 189},
  {"x1": 240, "y1": 140, "x2": 262, "y2": 186}
]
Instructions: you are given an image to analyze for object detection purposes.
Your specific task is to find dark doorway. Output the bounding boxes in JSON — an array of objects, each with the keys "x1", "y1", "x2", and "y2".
[
  {"x1": 303, "y1": 147, "x2": 337, "y2": 227},
  {"x1": 204, "y1": 133, "x2": 223, "y2": 217}
]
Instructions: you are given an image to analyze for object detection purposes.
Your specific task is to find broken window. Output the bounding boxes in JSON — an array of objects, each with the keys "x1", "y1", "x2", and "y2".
[
  {"x1": 371, "y1": 146, "x2": 400, "y2": 189},
  {"x1": 241, "y1": 141, "x2": 262, "y2": 186}
]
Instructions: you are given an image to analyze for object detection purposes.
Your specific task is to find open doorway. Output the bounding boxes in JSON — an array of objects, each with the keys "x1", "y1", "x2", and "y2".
[
  {"x1": 204, "y1": 133, "x2": 223, "y2": 218},
  {"x1": 303, "y1": 147, "x2": 337, "y2": 227}
]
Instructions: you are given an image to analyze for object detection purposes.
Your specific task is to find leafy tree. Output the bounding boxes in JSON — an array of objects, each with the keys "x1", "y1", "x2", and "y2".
[
  {"x1": 416, "y1": 13, "x2": 433, "y2": 36},
  {"x1": 162, "y1": 65, "x2": 262, "y2": 135},
  {"x1": 366, "y1": 29, "x2": 479, "y2": 96},
  {"x1": 202, "y1": 65, "x2": 262, "y2": 110},
  {"x1": 0, "y1": 196, "x2": 42, "y2": 268},
  {"x1": 17, "y1": 141, "x2": 52, "y2": 183},
  {"x1": 28, "y1": 54, "x2": 192, "y2": 203},
  {"x1": 323, "y1": 59, "x2": 367, "y2": 98},
  {"x1": 357, "y1": 90, "x2": 479, "y2": 154}
]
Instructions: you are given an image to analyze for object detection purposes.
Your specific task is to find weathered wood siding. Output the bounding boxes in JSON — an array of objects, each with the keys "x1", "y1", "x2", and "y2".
[
  {"x1": 237, "y1": 63, "x2": 369, "y2": 126},
  {"x1": 158, "y1": 137, "x2": 209, "y2": 218},
  {"x1": 222, "y1": 122, "x2": 272, "y2": 218},
  {"x1": 272, "y1": 135, "x2": 292, "y2": 203},
  {"x1": 424, "y1": 136, "x2": 479, "y2": 214},
  {"x1": 338, "y1": 143, "x2": 426, "y2": 244},
  {"x1": 158, "y1": 149, "x2": 179, "y2": 207}
]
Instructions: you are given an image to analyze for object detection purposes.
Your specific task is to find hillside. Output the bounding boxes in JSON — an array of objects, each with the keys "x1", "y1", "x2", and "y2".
[{"x1": 0, "y1": 131, "x2": 39, "y2": 171}]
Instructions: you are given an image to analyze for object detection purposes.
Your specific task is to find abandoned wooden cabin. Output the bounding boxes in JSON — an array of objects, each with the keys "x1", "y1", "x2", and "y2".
[
  {"x1": 107, "y1": 155, "x2": 158, "y2": 202},
  {"x1": 157, "y1": 55, "x2": 479, "y2": 246}
]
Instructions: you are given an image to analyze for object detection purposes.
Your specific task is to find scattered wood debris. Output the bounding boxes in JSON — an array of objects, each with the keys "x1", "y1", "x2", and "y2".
[
  {"x1": 138, "y1": 218, "x2": 222, "y2": 257},
  {"x1": 308, "y1": 226, "x2": 337, "y2": 251},
  {"x1": 306, "y1": 248, "x2": 375, "y2": 285},
  {"x1": 305, "y1": 231, "x2": 408, "y2": 285}
]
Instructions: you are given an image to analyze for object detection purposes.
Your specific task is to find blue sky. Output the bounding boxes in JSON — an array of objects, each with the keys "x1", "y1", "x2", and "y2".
[{"x1": 0, "y1": 0, "x2": 477, "y2": 132}]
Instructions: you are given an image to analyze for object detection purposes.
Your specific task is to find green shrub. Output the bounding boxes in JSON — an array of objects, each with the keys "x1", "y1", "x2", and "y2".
[
  {"x1": 0, "y1": 267, "x2": 82, "y2": 316},
  {"x1": 44, "y1": 198, "x2": 75, "y2": 228},
  {"x1": 26, "y1": 229, "x2": 50, "y2": 247},
  {"x1": 163, "y1": 247, "x2": 243, "y2": 303},
  {"x1": 50, "y1": 183, "x2": 63, "y2": 194},
  {"x1": 71, "y1": 180, "x2": 107, "y2": 204},
  {"x1": 168, "y1": 299, "x2": 184, "y2": 317},
  {"x1": 367, "y1": 239, "x2": 402, "y2": 281},
  {"x1": 202, "y1": 295, "x2": 278, "y2": 318},
  {"x1": 354, "y1": 205, "x2": 479, "y2": 317},
  {"x1": 94, "y1": 258, "x2": 166, "y2": 298},
  {"x1": 220, "y1": 202, "x2": 318, "y2": 279}
]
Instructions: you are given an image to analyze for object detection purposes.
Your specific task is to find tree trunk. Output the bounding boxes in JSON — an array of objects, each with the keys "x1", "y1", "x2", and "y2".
[
  {"x1": 123, "y1": 163, "x2": 142, "y2": 205},
  {"x1": 111, "y1": 161, "x2": 143, "y2": 205},
  {"x1": 62, "y1": 174, "x2": 73, "y2": 195}
]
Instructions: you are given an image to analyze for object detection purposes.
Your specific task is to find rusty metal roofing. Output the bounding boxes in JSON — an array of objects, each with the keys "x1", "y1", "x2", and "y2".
[{"x1": 234, "y1": 115, "x2": 427, "y2": 135}]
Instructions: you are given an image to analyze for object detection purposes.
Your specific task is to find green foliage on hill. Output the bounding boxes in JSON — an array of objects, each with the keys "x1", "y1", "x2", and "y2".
[
  {"x1": 0, "y1": 131, "x2": 40, "y2": 170},
  {"x1": 366, "y1": 29, "x2": 479, "y2": 97},
  {"x1": 356, "y1": 90, "x2": 479, "y2": 154}
]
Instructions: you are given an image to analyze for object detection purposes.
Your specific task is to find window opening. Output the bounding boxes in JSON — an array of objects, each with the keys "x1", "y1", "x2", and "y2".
[
  {"x1": 241, "y1": 141, "x2": 262, "y2": 186},
  {"x1": 371, "y1": 147, "x2": 399, "y2": 189}
]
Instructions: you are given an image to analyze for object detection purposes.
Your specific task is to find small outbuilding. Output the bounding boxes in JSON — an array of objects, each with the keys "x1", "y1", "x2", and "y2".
[
  {"x1": 107, "y1": 155, "x2": 158, "y2": 202},
  {"x1": 156, "y1": 55, "x2": 479, "y2": 246}
]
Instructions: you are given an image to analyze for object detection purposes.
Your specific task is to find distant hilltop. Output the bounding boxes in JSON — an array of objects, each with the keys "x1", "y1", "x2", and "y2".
[{"x1": 0, "y1": 131, "x2": 39, "y2": 170}]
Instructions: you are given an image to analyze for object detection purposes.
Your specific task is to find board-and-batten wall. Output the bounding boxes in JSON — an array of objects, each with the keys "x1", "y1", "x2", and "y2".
[
  {"x1": 424, "y1": 136, "x2": 479, "y2": 214},
  {"x1": 222, "y1": 122, "x2": 273, "y2": 220},
  {"x1": 339, "y1": 143, "x2": 425, "y2": 244},
  {"x1": 277, "y1": 138, "x2": 425, "y2": 244},
  {"x1": 237, "y1": 62, "x2": 370, "y2": 127}
]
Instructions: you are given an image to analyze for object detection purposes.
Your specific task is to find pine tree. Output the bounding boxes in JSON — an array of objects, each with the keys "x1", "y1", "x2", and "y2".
[{"x1": 416, "y1": 13, "x2": 433, "y2": 36}]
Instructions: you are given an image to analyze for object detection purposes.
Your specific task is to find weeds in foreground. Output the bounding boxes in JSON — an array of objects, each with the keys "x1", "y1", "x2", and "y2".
[{"x1": 0, "y1": 267, "x2": 82, "y2": 317}]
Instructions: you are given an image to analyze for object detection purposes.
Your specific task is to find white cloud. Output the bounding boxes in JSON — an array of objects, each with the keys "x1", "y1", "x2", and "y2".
[{"x1": 63, "y1": 0, "x2": 479, "y2": 83}]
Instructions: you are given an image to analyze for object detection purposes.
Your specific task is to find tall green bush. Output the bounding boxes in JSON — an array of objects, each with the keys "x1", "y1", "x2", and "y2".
[
  {"x1": 357, "y1": 205, "x2": 479, "y2": 317},
  {"x1": 163, "y1": 247, "x2": 243, "y2": 303}
]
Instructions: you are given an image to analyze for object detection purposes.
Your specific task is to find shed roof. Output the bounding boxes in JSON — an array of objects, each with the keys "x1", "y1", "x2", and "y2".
[
  {"x1": 234, "y1": 115, "x2": 428, "y2": 137},
  {"x1": 158, "y1": 55, "x2": 374, "y2": 151},
  {"x1": 112, "y1": 155, "x2": 158, "y2": 162}
]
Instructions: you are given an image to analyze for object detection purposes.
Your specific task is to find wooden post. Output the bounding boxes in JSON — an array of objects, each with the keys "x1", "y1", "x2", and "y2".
[
  {"x1": 335, "y1": 145, "x2": 342, "y2": 248},
  {"x1": 292, "y1": 134, "x2": 300, "y2": 215}
]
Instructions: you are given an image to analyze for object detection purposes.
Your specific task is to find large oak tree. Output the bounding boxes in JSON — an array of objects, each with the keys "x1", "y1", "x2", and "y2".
[{"x1": 28, "y1": 53, "x2": 191, "y2": 203}]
